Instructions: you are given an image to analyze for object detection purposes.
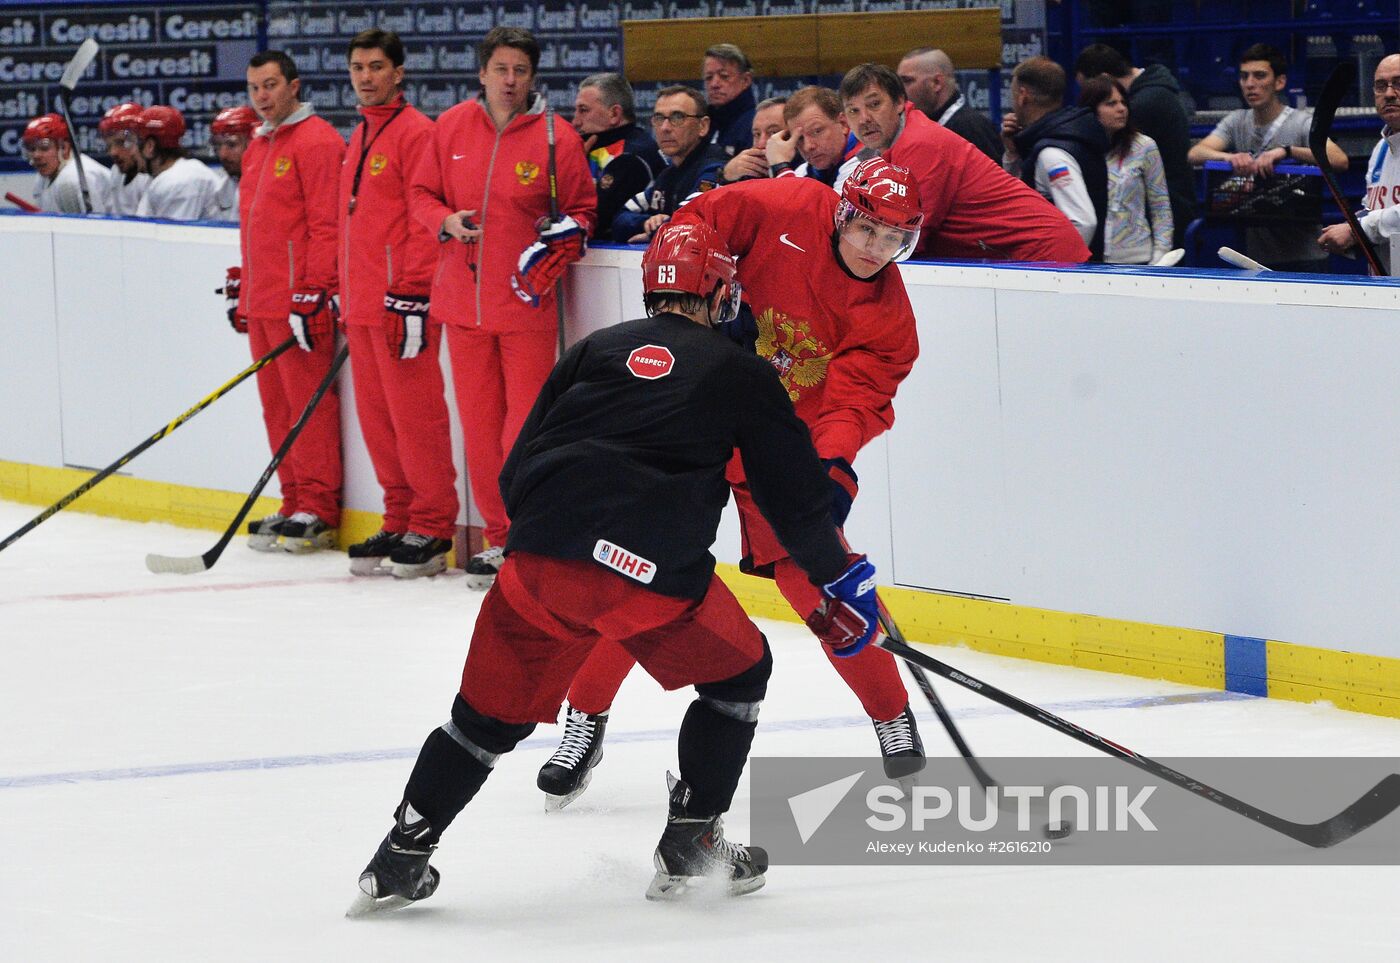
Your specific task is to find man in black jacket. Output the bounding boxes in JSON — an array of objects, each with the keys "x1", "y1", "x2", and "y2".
[
  {"x1": 1003, "y1": 56, "x2": 1109, "y2": 260},
  {"x1": 349, "y1": 221, "x2": 883, "y2": 913},
  {"x1": 1075, "y1": 43, "x2": 1196, "y2": 247},
  {"x1": 573, "y1": 72, "x2": 666, "y2": 240},
  {"x1": 898, "y1": 47, "x2": 1002, "y2": 162}
]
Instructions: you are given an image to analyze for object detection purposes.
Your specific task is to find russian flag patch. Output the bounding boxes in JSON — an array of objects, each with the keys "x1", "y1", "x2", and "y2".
[{"x1": 1048, "y1": 165, "x2": 1072, "y2": 182}]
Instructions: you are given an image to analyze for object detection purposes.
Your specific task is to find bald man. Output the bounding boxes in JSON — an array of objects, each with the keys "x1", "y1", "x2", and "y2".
[{"x1": 897, "y1": 48, "x2": 1001, "y2": 161}]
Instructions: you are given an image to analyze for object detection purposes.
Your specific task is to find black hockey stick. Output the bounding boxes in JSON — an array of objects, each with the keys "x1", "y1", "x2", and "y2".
[
  {"x1": 145, "y1": 343, "x2": 349, "y2": 574},
  {"x1": 55, "y1": 38, "x2": 99, "y2": 213},
  {"x1": 0, "y1": 336, "x2": 297, "y2": 556},
  {"x1": 1311, "y1": 62, "x2": 1387, "y2": 275},
  {"x1": 875, "y1": 634, "x2": 1400, "y2": 847},
  {"x1": 545, "y1": 102, "x2": 567, "y2": 357}
]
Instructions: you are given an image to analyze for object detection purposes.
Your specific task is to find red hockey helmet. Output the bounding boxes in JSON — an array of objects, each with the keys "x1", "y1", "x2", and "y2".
[
  {"x1": 98, "y1": 102, "x2": 145, "y2": 137},
  {"x1": 835, "y1": 157, "x2": 923, "y2": 262},
  {"x1": 137, "y1": 105, "x2": 186, "y2": 149},
  {"x1": 642, "y1": 221, "x2": 742, "y2": 323},
  {"x1": 211, "y1": 105, "x2": 259, "y2": 138},
  {"x1": 22, "y1": 113, "x2": 70, "y2": 146}
]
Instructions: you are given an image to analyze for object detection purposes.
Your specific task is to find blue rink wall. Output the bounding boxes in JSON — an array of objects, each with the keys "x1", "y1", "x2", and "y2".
[{"x1": 4, "y1": 211, "x2": 1400, "y2": 720}]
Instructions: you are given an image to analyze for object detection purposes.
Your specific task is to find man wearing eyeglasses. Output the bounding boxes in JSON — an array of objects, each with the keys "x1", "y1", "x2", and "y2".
[
  {"x1": 1318, "y1": 53, "x2": 1400, "y2": 274},
  {"x1": 611, "y1": 85, "x2": 726, "y2": 244}
]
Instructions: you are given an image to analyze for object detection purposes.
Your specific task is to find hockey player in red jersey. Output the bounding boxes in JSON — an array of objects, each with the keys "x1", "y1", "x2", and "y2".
[
  {"x1": 537, "y1": 157, "x2": 927, "y2": 809},
  {"x1": 350, "y1": 221, "x2": 883, "y2": 912}
]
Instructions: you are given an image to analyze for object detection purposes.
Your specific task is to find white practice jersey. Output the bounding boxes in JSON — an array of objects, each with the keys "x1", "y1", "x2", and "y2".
[
  {"x1": 32, "y1": 154, "x2": 112, "y2": 214},
  {"x1": 105, "y1": 167, "x2": 150, "y2": 217},
  {"x1": 211, "y1": 169, "x2": 239, "y2": 222},
  {"x1": 136, "y1": 157, "x2": 222, "y2": 221},
  {"x1": 1359, "y1": 126, "x2": 1400, "y2": 277},
  {"x1": 1030, "y1": 147, "x2": 1097, "y2": 247}
]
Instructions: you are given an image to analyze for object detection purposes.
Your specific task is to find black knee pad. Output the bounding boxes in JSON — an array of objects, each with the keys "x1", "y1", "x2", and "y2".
[
  {"x1": 449, "y1": 692, "x2": 537, "y2": 756},
  {"x1": 695, "y1": 633, "x2": 772, "y2": 709}
]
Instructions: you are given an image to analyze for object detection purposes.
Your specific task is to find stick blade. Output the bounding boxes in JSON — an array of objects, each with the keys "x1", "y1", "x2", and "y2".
[
  {"x1": 1301, "y1": 772, "x2": 1400, "y2": 848},
  {"x1": 60, "y1": 38, "x2": 99, "y2": 92},
  {"x1": 1309, "y1": 61, "x2": 1353, "y2": 169},
  {"x1": 1218, "y1": 246, "x2": 1270, "y2": 272},
  {"x1": 144, "y1": 552, "x2": 210, "y2": 575}
]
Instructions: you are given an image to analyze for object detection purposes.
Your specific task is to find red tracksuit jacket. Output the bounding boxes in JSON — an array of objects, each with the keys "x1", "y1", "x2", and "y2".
[
  {"x1": 238, "y1": 104, "x2": 346, "y2": 318},
  {"x1": 672, "y1": 176, "x2": 917, "y2": 465},
  {"x1": 337, "y1": 97, "x2": 438, "y2": 324},
  {"x1": 408, "y1": 95, "x2": 596, "y2": 334},
  {"x1": 886, "y1": 103, "x2": 1090, "y2": 263}
]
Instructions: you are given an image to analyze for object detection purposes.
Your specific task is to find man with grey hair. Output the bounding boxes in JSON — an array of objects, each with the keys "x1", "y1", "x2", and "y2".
[
  {"x1": 702, "y1": 43, "x2": 756, "y2": 158},
  {"x1": 720, "y1": 95, "x2": 787, "y2": 182},
  {"x1": 897, "y1": 47, "x2": 1001, "y2": 162},
  {"x1": 573, "y1": 72, "x2": 665, "y2": 238}
]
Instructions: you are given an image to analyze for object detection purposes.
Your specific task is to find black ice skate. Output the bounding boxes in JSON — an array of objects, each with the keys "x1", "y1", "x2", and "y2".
[
  {"x1": 464, "y1": 545, "x2": 504, "y2": 589},
  {"x1": 537, "y1": 705, "x2": 608, "y2": 811},
  {"x1": 246, "y1": 513, "x2": 286, "y2": 553},
  {"x1": 389, "y1": 533, "x2": 452, "y2": 580},
  {"x1": 347, "y1": 530, "x2": 403, "y2": 576},
  {"x1": 873, "y1": 704, "x2": 925, "y2": 781},
  {"x1": 346, "y1": 801, "x2": 441, "y2": 917},
  {"x1": 645, "y1": 774, "x2": 767, "y2": 901},
  {"x1": 278, "y1": 512, "x2": 337, "y2": 554}
]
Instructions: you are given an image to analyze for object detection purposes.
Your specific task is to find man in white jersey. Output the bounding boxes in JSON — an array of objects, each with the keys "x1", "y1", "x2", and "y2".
[
  {"x1": 98, "y1": 103, "x2": 150, "y2": 216},
  {"x1": 1319, "y1": 53, "x2": 1400, "y2": 275},
  {"x1": 210, "y1": 104, "x2": 258, "y2": 222},
  {"x1": 134, "y1": 106, "x2": 221, "y2": 221},
  {"x1": 23, "y1": 113, "x2": 111, "y2": 214}
]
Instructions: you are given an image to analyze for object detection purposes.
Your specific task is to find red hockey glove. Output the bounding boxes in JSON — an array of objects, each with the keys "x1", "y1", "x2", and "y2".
[
  {"x1": 384, "y1": 292, "x2": 429, "y2": 360},
  {"x1": 288, "y1": 286, "x2": 336, "y2": 351},
  {"x1": 218, "y1": 266, "x2": 246, "y2": 333},
  {"x1": 805, "y1": 555, "x2": 880, "y2": 657},
  {"x1": 509, "y1": 215, "x2": 586, "y2": 306}
]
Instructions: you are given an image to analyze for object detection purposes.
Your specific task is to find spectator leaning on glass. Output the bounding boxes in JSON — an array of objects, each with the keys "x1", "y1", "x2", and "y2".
[
  {"x1": 210, "y1": 104, "x2": 258, "y2": 223},
  {"x1": 409, "y1": 26, "x2": 595, "y2": 588},
  {"x1": 23, "y1": 113, "x2": 111, "y2": 214},
  {"x1": 1079, "y1": 75, "x2": 1173, "y2": 265},
  {"x1": 703, "y1": 43, "x2": 757, "y2": 159},
  {"x1": 765, "y1": 86, "x2": 863, "y2": 192},
  {"x1": 572, "y1": 72, "x2": 666, "y2": 240},
  {"x1": 1319, "y1": 53, "x2": 1400, "y2": 274},
  {"x1": 612, "y1": 85, "x2": 726, "y2": 244},
  {"x1": 97, "y1": 103, "x2": 150, "y2": 216},
  {"x1": 896, "y1": 47, "x2": 1002, "y2": 162},
  {"x1": 134, "y1": 105, "x2": 222, "y2": 221},
  {"x1": 1187, "y1": 43, "x2": 1347, "y2": 272}
]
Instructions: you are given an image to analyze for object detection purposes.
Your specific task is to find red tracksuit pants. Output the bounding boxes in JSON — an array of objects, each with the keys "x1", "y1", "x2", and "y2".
[
  {"x1": 461, "y1": 553, "x2": 766, "y2": 725},
  {"x1": 444, "y1": 327, "x2": 556, "y2": 547},
  {"x1": 346, "y1": 324, "x2": 458, "y2": 539},
  {"x1": 566, "y1": 482, "x2": 910, "y2": 721},
  {"x1": 247, "y1": 316, "x2": 343, "y2": 525}
]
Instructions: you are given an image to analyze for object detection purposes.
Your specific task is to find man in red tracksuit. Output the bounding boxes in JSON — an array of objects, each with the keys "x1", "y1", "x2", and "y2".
[
  {"x1": 409, "y1": 26, "x2": 595, "y2": 589},
  {"x1": 535, "y1": 158, "x2": 929, "y2": 810},
  {"x1": 841, "y1": 62, "x2": 1090, "y2": 263},
  {"x1": 337, "y1": 29, "x2": 458, "y2": 578},
  {"x1": 234, "y1": 50, "x2": 347, "y2": 553}
]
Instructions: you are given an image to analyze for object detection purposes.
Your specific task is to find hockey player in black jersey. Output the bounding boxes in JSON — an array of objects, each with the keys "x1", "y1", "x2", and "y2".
[{"x1": 350, "y1": 221, "x2": 884, "y2": 913}]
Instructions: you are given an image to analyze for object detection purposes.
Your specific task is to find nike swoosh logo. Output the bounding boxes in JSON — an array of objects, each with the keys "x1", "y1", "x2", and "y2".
[
  {"x1": 452, "y1": 153, "x2": 468, "y2": 160},
  {"x1": 779, "y1": 233, "x2": 805, "y2": 252}
]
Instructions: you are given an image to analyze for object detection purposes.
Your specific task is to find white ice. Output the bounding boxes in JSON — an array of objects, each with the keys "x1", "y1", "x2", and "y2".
[{"x1": 2, "y1": 499, "x2": 1398, "y2": 961}]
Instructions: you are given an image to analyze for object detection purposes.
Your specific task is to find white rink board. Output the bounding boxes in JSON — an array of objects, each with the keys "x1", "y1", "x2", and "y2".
[{"x1": 8, "y1": 213, "x2": 1400, "y2": 658}]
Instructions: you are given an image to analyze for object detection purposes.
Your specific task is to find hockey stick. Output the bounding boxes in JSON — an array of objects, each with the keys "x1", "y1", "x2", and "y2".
[
  {"x1": 1218, "y1": 246, "x2": 1271, "y2": 272},
  {"x1": 55, "y1": 38, "x2": 99, "y2": 214},
  {"x1": 1311, "y1": 62, "x2": 1387, "y2": 276},
  {"x1": 145, "y1": 343, "x2": 349, "y2": 574},
  {"x1": 875, "y1": 634, "x2": 1400, "y2": 847},
  {"x1": 0, "y1": 337, "x2": 296, "y2": 556},
  {"x1": 5, "y1": 191, "x2": 40, "y2": 212},
  {"x1": 544, "y1": 102, "x2": 566, "y2": 357}
]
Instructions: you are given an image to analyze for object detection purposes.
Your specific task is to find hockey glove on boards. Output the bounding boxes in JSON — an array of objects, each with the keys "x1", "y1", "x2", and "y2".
[
  {"x1": 823, "y1": 457, "x2": 858, "y2": 528},
  {"x1": 510, "y1": 215, "x2": 586, "y2": 306},
  {"x1": 220, "y1": 266, "x2": 246, "y2": 333},
  {"x1": 384, "y1": 292, "x2": 429, "y2": 360},
  {"x1": 289, "y1": 286, "x2": 336, "y2": 351},
  {"x1": 805, "y1": 555, "x2": 880, "y2": 657}
]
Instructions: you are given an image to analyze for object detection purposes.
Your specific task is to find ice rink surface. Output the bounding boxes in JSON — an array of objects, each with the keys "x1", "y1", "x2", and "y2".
[{"x1": 2, "y1": 500, "x2": 1399, "y2": 961}]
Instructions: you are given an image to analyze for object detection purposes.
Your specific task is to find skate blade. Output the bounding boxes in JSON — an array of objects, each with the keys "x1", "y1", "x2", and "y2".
[
  {"x1": 345, "y1": 890, "x2": 415, "y2": 918},
  {"x1": 543, "y1": 768, "x2": 594, "y2": 812},
  {"x1": 350, "y1": 557, "x2": 394, "y2": 576},
  {"x1": 644, "y1": 871, "x2": 766, "y2": 902},
  {"x1": 464, "y1": 571, "x2": 497, "y2": 590},
  {"x1": 247, "y1": 534, "x2": 281, "y2": 553},
  {"x1": 281, "y1": 532, "x2": 336, "y2": 554},
  {"x1": 391, "y1": 556, "x2": 447, "y2": 579}
]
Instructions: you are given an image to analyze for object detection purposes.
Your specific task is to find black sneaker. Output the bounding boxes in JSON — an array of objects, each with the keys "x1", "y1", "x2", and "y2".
[
  {"x1": 348, "y1": 530, "x2": 404, "y2": 576},
  {"x1": 278, "y1": 512, "x2": 336, "y2": 554},
  {"x1": 537, "y1": 704, "x2": 608, "y2": 811},
  {"x1": 389, "y1": 533, "x2": 452, "y2": 580},
  {"x1": 464, "y1": 545, "x2": 504, "y2": 589},
  {"x1": 246, "y1": 513, "x2": 286, "y2": 553},
  {"x1": 347, "y1": 800, "x2": 441, "y2": 917},
  {"x1": 645, "y1": 774, "x2": 767, "y2": 901},
  {"x1": 873, "y1": 704, "x2": 925, "y2": 780}
]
